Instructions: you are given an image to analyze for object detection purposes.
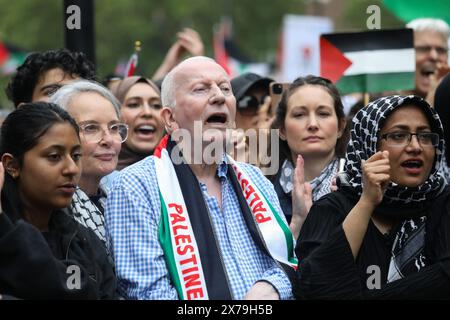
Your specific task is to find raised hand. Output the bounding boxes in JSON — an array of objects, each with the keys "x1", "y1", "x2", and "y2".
[
  {"x1": 360, "y1": 151, "x2": 390, "y2": 207},
  {"x1": 152, "y1": 28, "x2": 205, "y2": 80},
  {"x1": 425, "y1": 62, "x2": 450, "y2": 105},
  {"x1": 290, "y1": 154, "x2": 313, "y2": 239},
  {"x1": 176, "y1": 28, "x2": 205, "y2": 56}
]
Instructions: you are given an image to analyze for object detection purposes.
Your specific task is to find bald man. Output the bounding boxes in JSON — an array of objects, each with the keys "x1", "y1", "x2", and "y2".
[{"x1": 105, "y1": 57, "x2": 296, "y2": 300}]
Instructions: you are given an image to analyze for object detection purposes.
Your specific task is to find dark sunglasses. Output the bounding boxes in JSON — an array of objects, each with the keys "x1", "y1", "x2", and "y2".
[{"x1": 237, "y1": 95, "x2": 268, "y2": 115}]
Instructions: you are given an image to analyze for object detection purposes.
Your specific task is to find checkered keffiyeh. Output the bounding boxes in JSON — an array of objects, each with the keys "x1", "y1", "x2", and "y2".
[
  {"x1": 344, "y1": 95, "x2": 446, "y2": 204},
  {"x1": 342, "y1": 95, "x2": 447, "y2": 283}
]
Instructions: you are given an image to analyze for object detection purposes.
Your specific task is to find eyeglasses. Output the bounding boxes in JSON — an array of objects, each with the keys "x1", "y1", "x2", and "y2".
[
  {"x1": 380, "y1": 132, "x2": 439, "y2": 147},
  {"x1": 415, "y1": 45, "x2": 448, "y2": 56},
  {"x1": 238, "y1": 95, "x2": 268, "y2": 115},
  {"x1": 79, "y1": 123, "x2": 129, "y2": 143}
]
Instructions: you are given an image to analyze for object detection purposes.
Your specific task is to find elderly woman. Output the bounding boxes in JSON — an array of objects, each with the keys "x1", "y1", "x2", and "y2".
[
  {"x1": 111, "y1": 76, "x2": 165, "y2": 169},
  {"x1": 295, "y1": 95, "x2": 450, "y2": 299},
  {"x1": 50, "y1": 81, "x2": 127, "y2": 243}
]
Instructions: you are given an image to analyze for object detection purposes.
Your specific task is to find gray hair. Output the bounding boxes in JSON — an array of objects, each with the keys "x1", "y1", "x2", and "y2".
[
  {"x1": 161, "y1": 56, "x2": 218, "y2": 109},
  {"x1": 50, "y1": 80, "x2": 121, "y2": 117},
  {"x1": 407, "y1": 18, "x2": 450, "y2": 39}
]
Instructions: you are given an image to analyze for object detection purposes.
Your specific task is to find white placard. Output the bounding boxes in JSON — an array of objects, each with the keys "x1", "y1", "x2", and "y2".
[{"x1": 281, "y1": 15, "x2": 333, "y2": 81}]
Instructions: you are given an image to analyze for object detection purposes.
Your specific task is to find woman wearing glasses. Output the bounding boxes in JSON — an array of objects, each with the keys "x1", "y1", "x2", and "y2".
[
  {"x1": 295, "y1": 95, "x2": 450, "y2": 299},
  {"x1": 112, "y1": 76, "x2": 165, "y2": 169},
  {"x1": 51, "y1": 81, "x2": 127, "y2": 246}
]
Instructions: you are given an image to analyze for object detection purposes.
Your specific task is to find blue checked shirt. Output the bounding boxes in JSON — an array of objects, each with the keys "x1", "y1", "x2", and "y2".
[{"x1": 105, "y1": 155, "x2": 293, "y2": 300}]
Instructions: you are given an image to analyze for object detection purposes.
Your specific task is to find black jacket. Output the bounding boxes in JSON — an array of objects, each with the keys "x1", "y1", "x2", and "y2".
[
  {"x1": 271, "y1": 169, "x2": 292, "y2": 223},
  {"x1": 0, "y1": 209, "x2": 117, "y2": 299},
  {"x1": 295, "y1": 187, "x2": 450, "y2": 299}
]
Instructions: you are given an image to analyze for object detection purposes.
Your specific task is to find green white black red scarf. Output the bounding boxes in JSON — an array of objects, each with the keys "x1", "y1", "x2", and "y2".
[{"x1": 154, "y1": 135, "x2": 297, "y2": 300}]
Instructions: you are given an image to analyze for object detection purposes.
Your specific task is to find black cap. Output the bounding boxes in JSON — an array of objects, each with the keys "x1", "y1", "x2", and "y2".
[{"x1": 231, "y1": 73, "x2": 274, "y2": 103}]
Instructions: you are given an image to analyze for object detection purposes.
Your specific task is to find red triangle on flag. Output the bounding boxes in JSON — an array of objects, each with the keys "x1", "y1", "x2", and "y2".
[
  {"x1": 124, "y1": 53, "x2": 138, "y2": 77},
  {"x1": 0, "y1": 42, "x2": 10, "y2": 66},
  {"x1": 213, "y1": 23, "x2": 231, "y2": 75},
  {"x1": 320, "y1": 37, "x2": 352, "y2": 83}
]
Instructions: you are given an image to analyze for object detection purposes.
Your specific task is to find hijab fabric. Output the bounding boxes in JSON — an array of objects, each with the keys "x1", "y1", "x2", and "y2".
[
  {"x1": 112, "y1": 76, "x2": 162, "y2": 169},
  {"x1": 112, "y1": 76, "x2": 160, "y2": 104},
  {"x1": 344, "y1": 95, "x2": 445, "y2": 207}
]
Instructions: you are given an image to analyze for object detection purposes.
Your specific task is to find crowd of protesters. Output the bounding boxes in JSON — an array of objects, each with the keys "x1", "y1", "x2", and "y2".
[{"x1": 1, "y1": 17, "x2": 450, "y2": 300}]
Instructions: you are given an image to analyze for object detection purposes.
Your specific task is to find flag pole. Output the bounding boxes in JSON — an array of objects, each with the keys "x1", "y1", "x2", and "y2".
[
  {"x1": 124, "y1": 40, "x2": 141, "y2": 77},
  {"x1": 135, "y1": 40, "x2": 141, "y2": 54},
  {"x1": 363, "y1": 93, "x2": 370, "y2": 106}
]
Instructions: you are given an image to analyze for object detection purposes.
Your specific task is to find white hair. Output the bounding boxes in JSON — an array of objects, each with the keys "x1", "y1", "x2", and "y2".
[
  {"x1": 407, "y1": 18, "x2": 450, "y2": 39},
  {"x1": 50, "y1": 80, "x2": 121, "y2": 117},
  {"x1": 161, "y1": 56, "x2": 219, "y2": 109}
]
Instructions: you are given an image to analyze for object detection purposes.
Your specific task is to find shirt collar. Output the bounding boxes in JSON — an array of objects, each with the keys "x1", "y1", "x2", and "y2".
[{"x1": 216, "y1": 154, "x2": 229, "y2": 179}]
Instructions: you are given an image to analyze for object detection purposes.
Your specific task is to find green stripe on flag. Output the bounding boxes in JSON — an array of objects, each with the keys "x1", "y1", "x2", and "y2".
[
  {"x1": 336, "y1": 72, "x2": 414, "y2": 94},
  {"x1": 157, "y1": 193, "x2": 184, "y2": 299},
  {"x1": 255, "y1": 184, "x2": 298, "y2": 265}
]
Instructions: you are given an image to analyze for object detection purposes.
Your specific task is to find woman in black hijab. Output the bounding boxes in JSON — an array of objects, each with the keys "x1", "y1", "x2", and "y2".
[{"x1": 295, "y1": 95, "x2": 450, "y2": 299}]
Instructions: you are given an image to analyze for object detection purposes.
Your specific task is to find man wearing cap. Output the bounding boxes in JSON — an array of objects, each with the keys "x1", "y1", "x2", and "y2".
[{"x1": 231, "y1": 72, "x2": 274, "y2": 131}]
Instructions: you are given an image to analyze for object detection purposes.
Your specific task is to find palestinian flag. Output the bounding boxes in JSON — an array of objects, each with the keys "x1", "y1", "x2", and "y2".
[
  {"x1": 124, "y1": 52, "x2": 138, "y2": 77},
  {"x1": 123, "y1": 41, "x2": 141, "y2": 78},
  {"x1": 383, "y1": 0, "x2": 450, "y2": 25},
  {"x1": 0, "y1": 42, "x2": 9, "y2": 65},
  {"x1": 320, "y1": 29, "x2": 415, "y2": 94}
]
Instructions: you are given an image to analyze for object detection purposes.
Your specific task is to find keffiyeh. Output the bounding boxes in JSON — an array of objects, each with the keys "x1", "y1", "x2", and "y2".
[
  {"x1": 343, "y1": 95, "x2": 446, "y2": 282},
  {"x1": 344, "y1": 95, "x2": 446, "y2": 206},
  {"x1": 279, "y1": 158, "x2": 339, "y2": 201}
]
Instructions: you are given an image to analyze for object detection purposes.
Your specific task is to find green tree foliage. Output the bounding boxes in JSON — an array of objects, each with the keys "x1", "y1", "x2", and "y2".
[
  {"x1": 341, "y1": 0, "x2": 403, "y2": 31},
  {"x1": 0, "y1": 0, "x2": 403, "y2": 109}
]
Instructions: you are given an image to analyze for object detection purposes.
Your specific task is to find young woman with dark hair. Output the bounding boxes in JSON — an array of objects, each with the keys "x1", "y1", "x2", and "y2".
[
  {"x1": 0, "y1": 102, "x2": 116, "y2": 299},
  {"x1": 269, "y1": 75, "x2": 347, "y2": 238}
]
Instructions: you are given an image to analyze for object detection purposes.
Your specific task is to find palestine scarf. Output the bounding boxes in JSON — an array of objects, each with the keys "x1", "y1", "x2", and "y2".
[
  {"x1": 154, "y1": 135, "x2": 297, "y2": 300},
  {"x1": 70, "y1": 187, "x2": 106, "y2": 245},
  {"x1": 343, "y1": 95, "x2": 446, "y2": 282}
]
